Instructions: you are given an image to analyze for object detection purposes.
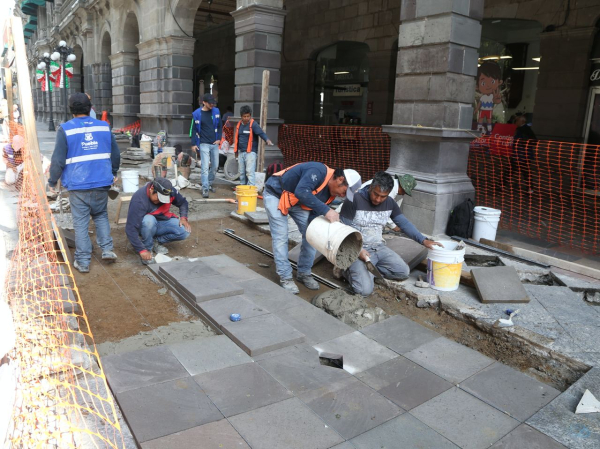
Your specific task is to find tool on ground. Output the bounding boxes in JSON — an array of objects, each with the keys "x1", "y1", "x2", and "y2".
[
  {"x1": 415, "y1": 275, "x2": 430, "y2": 288},
  {"x1": 194, "y1": 198, "x2": 237, "y2": 204},
  {"x1": 493, "y1": 309, "x2": 520, "y2": 328},
  {"x1": 364, "y1": 256, "x2": 383, "y2": 279},
  {"x1": 230, "y1": 313, "x2": 241, "y2": 322},
  {"x1": 576, "y1": 389, "x2": 600, "y2": 414}
]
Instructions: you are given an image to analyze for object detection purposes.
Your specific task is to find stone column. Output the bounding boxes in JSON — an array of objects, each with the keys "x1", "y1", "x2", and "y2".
[
  {"x1": 109, "y1": 52, "x2": 140, "y2": 129},
  {"x1": 383, "y1": 0, "x2": 483, "y2": 236},
  {"x1": 231, "y1": 0, "x2": 286, "y2": 164}
]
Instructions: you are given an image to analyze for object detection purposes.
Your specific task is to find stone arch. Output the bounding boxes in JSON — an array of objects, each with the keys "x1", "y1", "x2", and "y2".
[
  {"x1": 166, "y1": 0, "x2": 201, "y2": 37},
  {"x1": 96, "y1": 30, "x2": 113, "y2": 120}
]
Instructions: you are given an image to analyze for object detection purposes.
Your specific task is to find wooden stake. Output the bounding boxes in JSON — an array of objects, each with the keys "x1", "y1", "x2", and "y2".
[{"x1": 257, "y1": 70, "x2": 270, "y2": 173}]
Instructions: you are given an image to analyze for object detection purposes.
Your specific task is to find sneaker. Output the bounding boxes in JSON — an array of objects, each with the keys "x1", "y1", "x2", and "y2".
[
  {"x1": 209, "y1": 186, "x2": 216, "y2": 193},
  {"x1": 73, "y1": 260, "x2": 89, "y2": 273},
  {"x1": 202, "y1": 189, "x2": 209, "y2": 198},
  {"x1": 280, "y1": 278, "x2": 299, "y2": 294},
  {"x1": 153, "y1": 241, "x2": 169, "y2": 255},
  {"x1": 297, "y1": 273, "x2": 319, "y2": 290},
  {"x1": 332, "y1": 266, "x2": 344, "y2": 280},
  {"x1": 141, "y1": 257, "x2": 155, "y2": 265},
  {"x1": 101, "y1": 250, "x2": 118, "y2": 261}
]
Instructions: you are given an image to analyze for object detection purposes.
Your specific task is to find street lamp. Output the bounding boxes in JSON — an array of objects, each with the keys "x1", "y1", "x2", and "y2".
[
  {"x1": 37, "y1": 51, "x2": 55, "y2": 132},
  {"x1": 51, "y1": 40, "x2": 76, "y2": 123}
]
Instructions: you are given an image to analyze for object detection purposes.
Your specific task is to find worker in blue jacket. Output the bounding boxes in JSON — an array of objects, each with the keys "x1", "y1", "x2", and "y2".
[
  {"x1": 190, "y1": 93, "x2": 222, "y2": 198},
  {"x1": 48, "y1": 93, "x2": 120, "y2": 273}
]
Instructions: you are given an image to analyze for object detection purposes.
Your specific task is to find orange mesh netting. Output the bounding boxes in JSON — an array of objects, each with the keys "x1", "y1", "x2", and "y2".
[
  {"x1": 278, "y1": 124, "x2": 391, "y2": 181},
  {"x1": 4, "y1": 122, "x2": 126, "y2": 447},
  {"x1": 468, "y1": 135, "x2": 600, "y2": 254}
]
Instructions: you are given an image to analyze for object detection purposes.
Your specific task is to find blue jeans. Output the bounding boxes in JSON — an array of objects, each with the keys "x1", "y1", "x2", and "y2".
[
  {"x1": 344, "y1": 245, "x2": 409, "y2": 296},
  {"x1": 199, "y1": 143, "x2": 219, "y2": 189},
  {"x1": 140, "y1": 215, "x2": 190, "y2": 251},
  {"x1": 69, "y1": 189, "x2": 113, "y2": 266},
  {"x1": 238, "y1": 151, "x2": 257, "y2": 186},
  {"x1": 264, "y1": 191, "x2": 316, "y2": 280}
]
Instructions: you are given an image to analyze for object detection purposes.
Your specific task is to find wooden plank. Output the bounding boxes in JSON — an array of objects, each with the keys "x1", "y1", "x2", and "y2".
[
  {"x1": 115, "y1": 196, "x2": 132, "y2": 224},
  {"x1": 257, "y1": 70, "x2": 270, "y2": 173}
]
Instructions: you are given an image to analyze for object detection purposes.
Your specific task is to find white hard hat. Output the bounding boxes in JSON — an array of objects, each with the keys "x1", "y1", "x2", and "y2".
[{"x1": 343, "y1": 169, "x2": 362, "y2": 201}]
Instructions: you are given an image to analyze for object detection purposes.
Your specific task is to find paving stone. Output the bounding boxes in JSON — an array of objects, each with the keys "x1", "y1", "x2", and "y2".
[
  {"x1": 244, "y1": 211, "x2": 269, "y2": 224},
  {"x1": 385, "y1": 236, "x2": 429, "y2": 270},
  {"x1": 471, "y1": 266, "x2": 530, "y2": 303},
  {"x1": 330, "y1": 443, "x2": 356, "y2": 449},
  {"x1": 527, "y1": 367, "x2": 600, "y2": 449},
  {"x1": 158, "y1": 260, "x2": 220, "y2": 282},
  {"x1": 193, "y1": 363, "x2": 292, "y2": 417},
  {"x1": 460, "y1": 362, "x2": 560, "y2": 422},
  {"x1": 257, "y1": 344, "x2": 352, "y2": 394},
  {"x1": 275, "y1": 303, "x2": 355, "y2": 345},
  {"x1": 403, "y1": 337, "x2": 494, "y2": 384},
  {"x1": 357, "y1": 356, "x2": 453, "y2": 410},
  {"x1": 199, "y1": 254, "x2": 263, "y2": 282},
  {"x1": 169, "y1": 335, "x2": 252, "y2": 376},
  {"x1": 175, "y1": 275, "x2": 245, "y2": 303},
  {"x1": 288, "y1": 243, "x2": 324, "y2": 266},
  {"x1": 221, "y1": 313, "x2": 305, "y2": 356},
  {"x1": 360, "y1": 315, "x2": 441, "y2": 355},
  {"x1": 350, "y1": 413, "x2": 459, "y2": 448},
  {"x1": 198, "y1": 295, "x2": 270, "y2": 328},
  {"x1": 141, "y1": 419, "x2": 250, "y2": 449},
  {"x1": 102, "y1": 346, "x2": 188, "y2": 394},
  {"x1": 234, "y1": 278, "x2": 305, "y2": 312},
  {"x1": 313, "y1": 331, "x2": 399, "y2": 375},
  {"x1": 115, "y1": 377, "x2": 223, "y2": 443},
  {"x1": 489, "y1": 424, "x2": 567, "y2": 449},
  {"x1": 228, "y1": 397, "x2": 344, "y2": 449},
  {"x1": 298, "y1": 377, "x2": 402, "y2": 440},
  {"x1": 411, "y1": 387, "x2": 520, "y2": 449}
]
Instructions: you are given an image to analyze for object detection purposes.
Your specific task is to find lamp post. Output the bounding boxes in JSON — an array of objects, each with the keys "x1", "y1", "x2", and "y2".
[
  {"x1": 37, "y1": 52, "x2": 55, "y2": 132},
  {"x1": 51, "y1": 40, "x2": 76, "y2": 123}
]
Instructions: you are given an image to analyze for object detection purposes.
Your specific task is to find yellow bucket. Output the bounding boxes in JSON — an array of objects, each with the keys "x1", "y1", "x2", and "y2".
[
  {"x1": 426, "y1": 240, "x2": 465, "y2": 292},
  {"x1": 235, "y1": 185, "x2": 258, "y2": 214}
]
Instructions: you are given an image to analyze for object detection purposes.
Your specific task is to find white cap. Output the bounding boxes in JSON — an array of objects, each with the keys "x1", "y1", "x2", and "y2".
[{"x1": 343, "y1": 169, "x2": 362, "y2": 201}]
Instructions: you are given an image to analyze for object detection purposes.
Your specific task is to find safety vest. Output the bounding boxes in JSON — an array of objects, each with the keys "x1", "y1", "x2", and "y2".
[
  {"x1": 190, "y1": 107, "x2": 221, "y2": 146},
  {"x1": 273, "y1": 163, "x2": 336, "y2": 215},
  {"x1": 234, "y1": 119, "x2": 254, "y2": 153},
  {"x1": 61, "y1": 116, "x2": 113, "y2": 190}
]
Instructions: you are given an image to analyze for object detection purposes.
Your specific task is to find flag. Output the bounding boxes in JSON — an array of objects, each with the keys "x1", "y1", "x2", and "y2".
[
  {"x1": 36, "y1": 69, "x2": 46, "y2": 91},
  {"x1": 50, "y1": 60, "x2": 60, "y2": 87}
]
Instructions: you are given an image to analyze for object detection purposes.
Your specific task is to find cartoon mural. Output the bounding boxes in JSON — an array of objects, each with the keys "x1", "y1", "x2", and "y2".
[{"x1": 475, "y1": 61, "x2": 504, "y2": 134}]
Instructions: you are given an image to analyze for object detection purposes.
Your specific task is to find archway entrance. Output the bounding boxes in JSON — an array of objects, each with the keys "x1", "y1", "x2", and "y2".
[
  {"x1": 113, "y1": 12, "x2": 141, "y2": 128},
  {"x1": 98, "y1": 31, "x2": 113, "y2": 121}
]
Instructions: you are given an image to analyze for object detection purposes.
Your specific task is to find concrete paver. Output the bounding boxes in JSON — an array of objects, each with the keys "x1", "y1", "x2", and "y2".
[
  {"x1": 159, "y1": 260, "x2": 220, "y2": 282},
  {"x1": 403, "y1": 337, "x2": 494, "y2": 384},
  {"x1": 384, "y1": 236, "x2": 429, "y2": 270},
  {"x1": 234, "y1": 277, "x2": 305, "y2": 312},
  {"x1": 141, "y1": 419, "x2": 251, "y2": 449},
  {"x1": 198, "y1": 254, "x2": 263, "y2": 282},
  {"x1": 411, "y1": 387, "x2": 520, "y2": 449},
  {"x1": 228, "y1": 397, "x2": 344, "y2": 449},
  {"x1": 330, "y1": 443, "x2": 356, "y2": 449},
  {"x1": 356, "y1": 356, "x2": 453, "y2": 410},
  {"x1": 360, "y1": 315, "x2": 440, "y2": 355},
  {"x1": 288, "y1": 243, "x2": 324, "y2": 266},
  {"x1": 176, "y1": 275, "x2": 245, "y2": 303},
  {"x1": 193, "y1": 362, "x2": 292, "y2": 417},
  {"x1": 198, "y1": 295, "x2": 270, "y2": 328},
  {"x1": 471, "y1": 266, "x2": 530, "y2": 303},
  {"x1": 489, "y1": 424, "x2": 567, "y2": 449}
]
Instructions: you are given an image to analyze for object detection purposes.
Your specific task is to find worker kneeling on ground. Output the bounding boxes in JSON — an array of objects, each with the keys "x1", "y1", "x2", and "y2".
[
  {"x1": 338, "y1": 171, "x2": 442, "y2": 296},
  {"x1": 126, "y1": 177, "x2": 191, "y2": 265},
  {"x1": 264, "y1": 161, "x2": 361, "y2": 294}
]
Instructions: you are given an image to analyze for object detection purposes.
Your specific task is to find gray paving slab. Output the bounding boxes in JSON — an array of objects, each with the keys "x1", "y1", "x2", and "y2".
[
  {"x1": 193, "y1": 362, "x2": 292, "y2": 417},
  {"x1": 244, "y1": 211, "x2": 269, "y2": 224},
  {"x1": 551, "y1": 271, "x2": 600, "y2": 291},
  {"x1": 221, "y1": 313, "x2": 306, "y2": 356},
  {"x1": 275, "y1": 303, "x2": 355, "y2": 345},
  {"x1": 460, "y1": 362, "x2": 560, "y2": 422},
  {"x1": 313, "y1": 331, "x2": 399, "y2": 375},
  {"x1": 288, "y1": 243, "x2": 324, "y2": 266},
  {"x1": 298, "y1": 377, "x2": 402, "y2": 440},
  {"x1": 199, "y1": 254, "x2": 263, "y2": 282},
  {"x1": 141, "y1": 419, "x2": 251, "y2": 449},
  {"x1": 158, "y1": 260, "x2": 220, "y2": 283},
  {"x1": 198, "y1": 295, "x2": 270, "y2": 328},
  {"x1": 169, "y1": 335, "x2": 252, "y2": 376},
  {"x1": 489, "y1": 424, "x2": 567, "y2": 449},
  {"x1": 360, "y1": 315, "x2": 441, "y2": 355},
  {"x1": 527, "y1": 367, "x2": 600, "y2": 449},
  {"x1": 350, "y1": 413, "x2": 459, "y2": 449},
  {"x1": 385, "y1": 236, "x2": 429, "y2": 270},
  {"x1": 356, "y1": 356, "x2": 453, "y2": 410},
  {"x1": 330, "y1": 443, "x2": 356, "y2": 449},
  {"x1": 115, "y1": 377, "x2": 223, "y2": 443},
  {"x1": 234, "y1": 277, "x2": 306, "y2": 312},
  {"x1": 411, "y1": 387, "x2": 520, "y2": 449},
  {"x1": 175, "y1": 275, "x2": 245, "y2": 303},
  {"x1": 257, "y1": 344, "x2": 352, "y2": 394},
  {"x1": 471, "y1": 266, "x2": 530, "y2": 303},
  {"x1": 228, "y1": 397, "x2": 344, "y2": 449},
  {"x1": 403, "y1": 337, "x2": 495, "y2": 384},
  {"x1": 102, "y1": 346, "x2": 188, "y2": 394}
]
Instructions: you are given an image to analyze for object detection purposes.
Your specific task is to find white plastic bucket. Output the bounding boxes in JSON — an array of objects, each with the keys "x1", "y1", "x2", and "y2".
[
  {"x1": 121, "y1": 170, "x2": 139, "y2": 193},
  {"x1": 472, "y1": 206, "x2": 502, "y2": 242},
  {"x1": 306, "y1": 216, "x2": 363, "y2": 270},
  {"x1": 426, "y1": 240, "x2": 465, "y2": 292}
]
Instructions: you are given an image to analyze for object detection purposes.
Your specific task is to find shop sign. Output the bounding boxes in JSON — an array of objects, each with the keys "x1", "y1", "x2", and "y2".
[
  {"x1": 333, "y1": 84, "x2": 362, "y2": 97},
  {"x1": 590, "y1": 62, "x2": 600, "y2": 85}
]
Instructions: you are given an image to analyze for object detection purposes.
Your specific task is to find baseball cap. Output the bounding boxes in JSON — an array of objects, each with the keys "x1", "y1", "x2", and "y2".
[
  {"x1": 152, "y1": 178, "x2": 173, "y2": 203},
  {"x1": 397, "y1": 174, "x2": 417, "y2": 196},
  {"x1": 68, "y1": 92, "x2": 91, "y2": 109},
  {"x1": 203, "y1": 93, "x2": 217, "y2": 105},
  {"x1": 343, "y1": 169, "x2": 362, "y2": 202}
]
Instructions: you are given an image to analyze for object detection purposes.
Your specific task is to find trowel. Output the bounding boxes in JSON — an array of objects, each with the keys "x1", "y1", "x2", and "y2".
[
  {"x1": 364, "y1": 256, "x2": 384, "y2": 280},
  {"x1": 576, "y1": 389, "x2": 600, "y2": 414}
]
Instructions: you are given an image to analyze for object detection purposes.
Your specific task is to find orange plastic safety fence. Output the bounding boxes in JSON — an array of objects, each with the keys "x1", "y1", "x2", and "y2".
[
  {"x1": 4, "y1": 122, "x2": 126, "y2": 447},
  {"x1": 278, "y1": 124, "x2": 391, "y2": 181},
  {"x1": 468, "y1": 135, "x2": 600, "y2": 254}
]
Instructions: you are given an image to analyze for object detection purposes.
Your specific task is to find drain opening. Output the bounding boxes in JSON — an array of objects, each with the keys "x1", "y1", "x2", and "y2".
[{"x1": 319, "y1": 352, "x2": 344, "y2": 369}]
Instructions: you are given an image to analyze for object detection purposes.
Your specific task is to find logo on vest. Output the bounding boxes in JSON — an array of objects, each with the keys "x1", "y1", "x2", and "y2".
[
  {"x1": 81, "y1": 132, "x2": 99, "y2": 150},
  {"x1": 85, "y1": 133, "x2": 93, "y2": 141}
]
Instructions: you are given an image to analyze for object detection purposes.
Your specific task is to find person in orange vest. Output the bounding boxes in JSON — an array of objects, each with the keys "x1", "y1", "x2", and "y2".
[
  {"x1": 234, "y1": 105, "x2": 273, "y2": 185},
  {"x1": 263, "y1": 162, "x2": 361, "y2": 294}
]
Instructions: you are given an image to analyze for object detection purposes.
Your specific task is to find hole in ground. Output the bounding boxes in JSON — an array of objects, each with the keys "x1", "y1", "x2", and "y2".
[{"x1": 464, "y1": 255, "x2": 505, "y2": 268}]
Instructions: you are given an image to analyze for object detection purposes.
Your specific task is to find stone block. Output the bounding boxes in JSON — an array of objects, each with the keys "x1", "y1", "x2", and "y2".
[
  {"x1": 140, "y1": 419, "x2": 250, "y2": 449},
  {"x1": 244, "y1": 211, "x2": 269, "y2": 223},
  {"x1": 360, "y1": 314, "x2": 440, "y2": 355},
  {"x1": 415, "y1": 0, "x2": 470, "y2": 18},
  {"x1": 428, "y1": 73, "x2": 475, "y2": 103},
  {"x1": 385, "y1": 237, "x2": 429, "y2": 270},
  {"x1": 287, "y1": 244, "x2": 324, "y2": 266},
  {"x1": 198, "y1": 295, "x2": 269, "y2": 328},
  {"x1": 176, "y1": 276, "x2": 245, "y2": 304},
  {"x1": 221, "y1": 313, "x2": 305, "y2": 356},
  {"x1": 471, "y1": 266, "x2": 530, "y2": 304},
  {"x1": 234, "y1": 278, "x2": 305, "y2": 312},
  {"x1": 489, "y1": 424, "x2": 567, "y2": 449}
]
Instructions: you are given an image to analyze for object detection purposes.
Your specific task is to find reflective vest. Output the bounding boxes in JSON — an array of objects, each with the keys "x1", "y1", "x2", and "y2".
[
  {"x1": 190, "y1": 107, "x2": 221, "y2": 146},
  {"x1": 273, "y1": 163, "x2": 335, "y2": 215},
  {"x1": 61, "y1": 117, "x2": 113, "y2": 190},
  {"x1": 234, "y1": 119, "x2": 254, "y2": 153}
]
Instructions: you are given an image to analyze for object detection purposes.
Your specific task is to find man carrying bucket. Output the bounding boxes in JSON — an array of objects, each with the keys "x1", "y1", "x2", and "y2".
[
  {"x1": 337, "y1": 172, "x2": 442, "y2": 296},
  {"x1": 264, "y1": 162, "x2": 362, "y2": 294}
]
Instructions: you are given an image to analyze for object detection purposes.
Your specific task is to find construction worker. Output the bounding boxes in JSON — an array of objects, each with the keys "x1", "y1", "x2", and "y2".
[
  {"x1": 263, "y1": 162, "x2": 361, "y2": 294},
  {"x1": 233, "y1": 105, "x2": 273, "y2": 186}
]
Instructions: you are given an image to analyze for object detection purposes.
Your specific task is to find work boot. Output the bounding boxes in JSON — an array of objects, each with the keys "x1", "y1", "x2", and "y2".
[
  {"x1": 101, "y1": 250, "x2": 118, "y2": 261},
  {"x1": 297, "y1": 273, "x2": 319, "y2": 290},
  {"x1": 153, "y1": 241, "x2": 169, "y2": 255},
  {"x1": 73, "y1": 260, "x2": 89, "y2": 273},
  {"x1": 202, "y1": 189, "x2": 209, "y2": 198},
  {"x1": 332, "y1": 266, "x2": 344, "y2": 280},
  {"x1": 280, "y1": 278, "x2": 299, "y2": 295},
  {"x1": 209, "y1": 185, "x2": 216, "y2": 193}
]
